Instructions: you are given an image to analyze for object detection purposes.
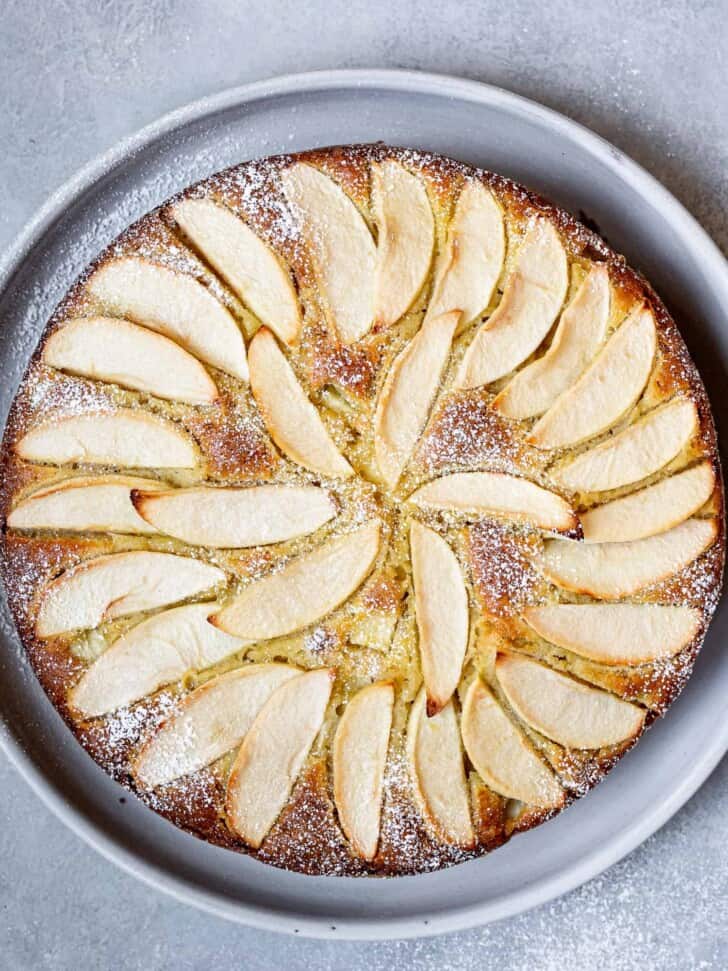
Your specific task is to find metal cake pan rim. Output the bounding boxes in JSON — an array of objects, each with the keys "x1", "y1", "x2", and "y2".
[{"x1": 0, "y1": 68, "x2": 726, "y2": 940}]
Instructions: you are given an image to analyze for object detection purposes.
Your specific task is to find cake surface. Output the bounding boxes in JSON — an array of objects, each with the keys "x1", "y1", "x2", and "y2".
[{"x1": 0, "y1": 143, "x2": 723, "y2": 876}]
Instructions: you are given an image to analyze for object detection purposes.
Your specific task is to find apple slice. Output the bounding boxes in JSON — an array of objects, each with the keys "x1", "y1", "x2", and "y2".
[
  {"x1": 426, "y1": 180, "x2": 505, "y2": 334},
  {"x1": 409, "y1": 471, "x2": 578, "y2": 534},
  {"x1": 493, "y1": 264, "x2": 610, "y2": 419},
  {"x1": 248, "y1": 327, "x2": 352, "y2": 478},
  {"x1": 171, "y1": 198, "x2": 301, "y2": 345},
  {"x1": 88, "y1": 257, "x2": 248, "y2": 380},
  {"x1": 333, "y1": 681, "x2": 394, "y2": 859},
  {"x1": 455, "y1": 220, "x2": 568, "y2": 389},
  {"x1": 36, "y1": 551, "x2": 226, "y2": 638},
  {"x1": 410, "y1": 521, "x2": 469, "y2": 716},
  {"x1": 210, "y1": 520, "x2": 381, "y2": 639},
  {"x1": 226, "y1": 667, "x2": 334, "y2": 848},
  {"x1": 69, "y1": 602, "x2": 247, "y2": 717},
  {"x1": 530, "y1": 305, "x2": 657, "y2": 450},
  {"x1": 371, "y1": 161, "x2": 434, "y2": 328},
  {"x1": 131, "y1": 484, "x2": 335, "y2": 548},
  {"x1": 461, "y1": 678, "x2": 564, "y2": 808},
  {"x1": 554, "y1": 398, "x2": 699, "y2": 494},
  {"x1": 134, "y1": 663, "x2": 301, "y2": 787},
  {"x1": 15, "y1": 410, "x2": 198, "y2": 469},
  {"x1": 495, "y1": 653, "x2": 645, "y2": 749},
  {"x1": 406, "y1": 689, "x2": 474, "y2": 847},
  {"x1": 7, "y1": 475, "x2": 163, "y2": 535},
  {"x1": 374, "y1": 311, "x2": 460, "y2": 487},
  {"x1": 280, "y1": 163, "x2": 376, "y2": 343},
  {"x1": 522, "y1": 603, "x2": 702, "y2": 665},
  {"x1": 581, "y1": 462, "x2": 716, "y2": 543},
  {"x1": 42, "y1": 317, "x2": 218, "y2": 405},
  {"x1": 542, "y1": 518, "x2": 717, "y2": 598}
]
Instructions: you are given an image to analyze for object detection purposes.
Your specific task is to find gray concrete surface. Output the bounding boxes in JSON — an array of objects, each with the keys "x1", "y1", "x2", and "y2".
[{"x1": 0, "y1": 1, "x2": 726, "y2": 967}]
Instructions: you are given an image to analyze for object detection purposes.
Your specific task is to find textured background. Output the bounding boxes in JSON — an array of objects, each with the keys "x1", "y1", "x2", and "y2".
[{"x1": 0, "y1": 1, "x2": 726, "y2": 968}]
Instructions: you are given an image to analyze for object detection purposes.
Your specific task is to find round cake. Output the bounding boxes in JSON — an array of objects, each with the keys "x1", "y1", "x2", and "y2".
[{"x1": 0, "y1": 144, "x2": 723, "y2": 876}]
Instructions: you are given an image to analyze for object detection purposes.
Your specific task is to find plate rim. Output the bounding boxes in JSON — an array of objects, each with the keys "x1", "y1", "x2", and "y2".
[{"x1": 1, "y1": 68, "x2": 727, "y2": 940}]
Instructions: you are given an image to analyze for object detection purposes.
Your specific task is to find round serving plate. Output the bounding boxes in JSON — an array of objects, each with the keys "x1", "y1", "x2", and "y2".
[{"x1": 0, "y1": 69, "x2": 726, "y2": 940}]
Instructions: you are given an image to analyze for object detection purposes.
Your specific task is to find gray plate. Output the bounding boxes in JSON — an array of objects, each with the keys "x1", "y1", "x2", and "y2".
[{"x1": 0, "y1": 70, "x2": 726, "y2": 941}]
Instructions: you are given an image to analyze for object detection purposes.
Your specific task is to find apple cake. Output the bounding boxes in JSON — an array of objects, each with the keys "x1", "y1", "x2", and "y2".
[{"x1": 0, "y1": 144, "x2": 723, "y2": 876}]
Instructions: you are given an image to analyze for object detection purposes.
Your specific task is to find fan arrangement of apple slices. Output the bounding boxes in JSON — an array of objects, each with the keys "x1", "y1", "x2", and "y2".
[{"x1": 3, "y1": 149, "x2": 721, "y2": 871}]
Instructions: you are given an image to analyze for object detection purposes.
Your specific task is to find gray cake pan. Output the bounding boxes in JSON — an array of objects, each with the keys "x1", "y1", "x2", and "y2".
[{"x1": 0, "y1": 70, "x2": 726, "y2": 940}]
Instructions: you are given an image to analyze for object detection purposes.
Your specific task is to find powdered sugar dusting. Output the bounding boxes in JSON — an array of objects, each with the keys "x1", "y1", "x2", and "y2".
[
  {"x1": 468, "y1": 520, "x2": 543, "y2": 617},
  {"x1": 418, "y1": 390, "x2": 543, "y2": 478}
]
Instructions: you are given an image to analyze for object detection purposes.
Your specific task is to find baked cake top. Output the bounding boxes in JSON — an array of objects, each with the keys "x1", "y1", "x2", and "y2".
[{"x1": 0, "y1": 144, "x2": 723, "y2": 876}]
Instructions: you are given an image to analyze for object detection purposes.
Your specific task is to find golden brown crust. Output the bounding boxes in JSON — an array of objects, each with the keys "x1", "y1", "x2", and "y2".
[{"x1": 0, "y1": 143, "x2": 723, "y2": 877}]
